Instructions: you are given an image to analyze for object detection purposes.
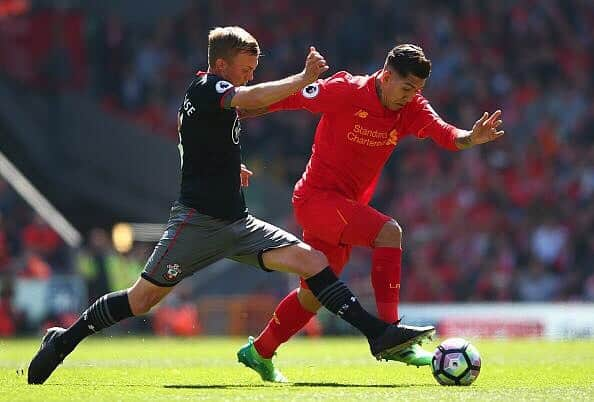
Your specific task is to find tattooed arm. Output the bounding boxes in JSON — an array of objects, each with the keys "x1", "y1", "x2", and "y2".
[{"x1": 455, "y1": 110, "x2": 505, "y2": 150}]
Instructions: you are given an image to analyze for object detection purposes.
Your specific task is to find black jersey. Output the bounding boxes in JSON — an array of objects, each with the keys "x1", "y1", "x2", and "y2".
[{"x1": 177, "y1": 72, "x2": 247, "y2": 220}]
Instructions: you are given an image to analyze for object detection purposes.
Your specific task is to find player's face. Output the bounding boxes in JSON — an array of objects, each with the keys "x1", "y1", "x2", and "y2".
[
  {"x1": 219, "y1": 51, "x2": 259, "y2": 86},
  {"x1": 379, "y1": 69, "x2": 426, "y2": 111}
]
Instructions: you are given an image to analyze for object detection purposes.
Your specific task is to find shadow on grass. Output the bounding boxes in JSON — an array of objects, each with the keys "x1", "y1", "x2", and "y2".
[
  {"x1": 294, "y1": 382, "x2": 421, "y2": 388},
  {"x1": 34, "y1": 381, "x2": 425, "y2": 389},
  {"x1": 164, "y1": 382, "x2": 422, "y2": 389},
  {"x1": 37, "y1": 383, "x2": 156, "y2": 388}
]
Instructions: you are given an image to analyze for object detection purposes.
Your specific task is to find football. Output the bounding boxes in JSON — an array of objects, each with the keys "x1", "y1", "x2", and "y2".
[{"x1": 431, "y1": 338, "x2": 481, "y2": 386}]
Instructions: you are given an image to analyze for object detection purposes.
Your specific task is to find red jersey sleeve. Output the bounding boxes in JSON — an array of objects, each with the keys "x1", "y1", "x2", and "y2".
[
  {"x1": 268, "y1": 71, "x2": 353, "y2": 113},
  {"x1": 405, "y1": 94, "x2": 464, "y2": 151}
]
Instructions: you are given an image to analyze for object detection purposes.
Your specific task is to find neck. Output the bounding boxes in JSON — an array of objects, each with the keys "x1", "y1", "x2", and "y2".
[
  {"x1": 374, "y1": 77, "x2": 387, "y2": 108},
  {"x1": 207, "y1": 66, "x2": 223, "y2": 77}
]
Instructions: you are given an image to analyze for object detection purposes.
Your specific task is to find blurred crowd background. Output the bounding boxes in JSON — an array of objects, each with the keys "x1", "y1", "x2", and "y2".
[{"x1": 0, "y1": 0, "x2": 593, "y2": 336}]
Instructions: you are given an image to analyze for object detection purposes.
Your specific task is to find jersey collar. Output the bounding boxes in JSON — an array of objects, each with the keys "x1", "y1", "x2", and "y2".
[{"x1": 366, "y1": 70, "x2": 400, "y2": 118}]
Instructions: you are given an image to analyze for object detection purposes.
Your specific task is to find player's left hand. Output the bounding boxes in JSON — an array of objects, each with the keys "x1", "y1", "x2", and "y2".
[
  {"x1": 302, "y1": 46, "x2": 329, "y2": 85},
  {"x1": 469, "y1": 110, "x2": 504, "y2": 145},
  {"x1": 240, "y1": 164, "x2": 253, "y2": 187}
]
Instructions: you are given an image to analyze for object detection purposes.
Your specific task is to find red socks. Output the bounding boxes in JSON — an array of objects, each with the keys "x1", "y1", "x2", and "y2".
[
  {"x1": 254, "y1": 247, "x2": 402, "y2": 357},
  {"x1": 254, "y1": 289, "x2": 315, "y2": 358},
  {"x1": 371, "y1": 247, "x2": 402, "y2": 323}
]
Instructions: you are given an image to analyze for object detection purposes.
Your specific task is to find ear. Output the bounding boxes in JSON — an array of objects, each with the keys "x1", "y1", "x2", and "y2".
[
  {"x1": 214, "y1": 58, "x2": 227, "y2": 72},
  {"x1": 380, "y1": 68, "x2": 391, "y2": 83}
]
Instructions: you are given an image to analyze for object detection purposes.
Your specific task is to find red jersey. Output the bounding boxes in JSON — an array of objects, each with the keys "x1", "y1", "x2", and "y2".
[{"x1": 269, "y1": 71, "x2": 464, "y2": 204}]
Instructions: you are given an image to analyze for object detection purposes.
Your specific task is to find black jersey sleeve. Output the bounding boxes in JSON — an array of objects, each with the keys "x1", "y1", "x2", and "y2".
[{"x1": 188, "y1": 73, "x2": 237, "y2": 113}]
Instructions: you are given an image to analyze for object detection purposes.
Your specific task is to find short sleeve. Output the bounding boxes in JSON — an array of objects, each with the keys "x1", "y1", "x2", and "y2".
[
  {"x1": 187, "y1": 73, "x2": 237, "y2": 114},
  {"x1": 268, "y1": 71, "x2": 354, "y2": 114}
]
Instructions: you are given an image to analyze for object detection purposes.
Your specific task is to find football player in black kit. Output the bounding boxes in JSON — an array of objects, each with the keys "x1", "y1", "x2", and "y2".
[{"x1": 28, "y1": 26, "x2": 434, "y2": 385}]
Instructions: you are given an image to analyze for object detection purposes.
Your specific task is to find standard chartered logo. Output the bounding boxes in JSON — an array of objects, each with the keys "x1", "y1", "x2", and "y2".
[
  {"x1": 346, "y1": 124, "x2": 398, "y2": 147},
  {"x1": 352, "y1": 124, "x2": 386, "y2": 138}
]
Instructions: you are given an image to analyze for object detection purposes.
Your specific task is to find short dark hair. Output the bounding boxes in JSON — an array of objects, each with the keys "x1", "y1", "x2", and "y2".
[
  {"x1": 208, "y1": 26, "x2": 260, "y2": 67},
  {"x1": 384, "y1": 44, "x2": 431, "y2": 79}
]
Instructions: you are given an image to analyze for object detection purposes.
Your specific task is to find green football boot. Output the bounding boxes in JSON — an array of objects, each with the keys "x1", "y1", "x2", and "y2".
[
  {"x1": 382, "y1": 343, "x2": 433, "y2": 366},
  {"x1": 237, "y1": 336, "x2": 288, "y2": 383}
]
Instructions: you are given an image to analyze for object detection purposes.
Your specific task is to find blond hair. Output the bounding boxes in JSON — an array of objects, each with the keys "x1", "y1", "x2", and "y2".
[{"x1": 208, "y1": 26, "x2": 260, "y2": 67}]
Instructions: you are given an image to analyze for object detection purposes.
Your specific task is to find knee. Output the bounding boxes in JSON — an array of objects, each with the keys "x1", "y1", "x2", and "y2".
[
  {"x1": 373, "y1": 219, "x2": 403, "y2": 248},
  {"x1": 308, "y1": 249, "x2": 329, "y2": 269}
]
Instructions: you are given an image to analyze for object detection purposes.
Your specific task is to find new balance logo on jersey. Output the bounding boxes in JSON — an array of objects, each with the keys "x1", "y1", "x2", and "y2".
[{"x1": 354, "y1": 109, "x2": 368, "y2": 118}]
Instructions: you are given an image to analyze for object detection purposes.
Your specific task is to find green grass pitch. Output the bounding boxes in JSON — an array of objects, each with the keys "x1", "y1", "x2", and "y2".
[{"x1": 1, "y1": 337, "x2": 593, "y2": 401}]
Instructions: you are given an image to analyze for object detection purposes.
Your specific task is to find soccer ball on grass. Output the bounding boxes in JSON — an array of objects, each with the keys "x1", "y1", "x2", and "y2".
[{"x1": 431, "y1": 337, "x2": 481, "y2": 386}]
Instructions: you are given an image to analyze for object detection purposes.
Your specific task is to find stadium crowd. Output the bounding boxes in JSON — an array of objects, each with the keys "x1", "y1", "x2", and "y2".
[
  {"x1": 0, "y1": 180, "x2": 155, "y2": 335},
  {"x1": 0, "y1": 179, "x2": 69, "y2": 335},
  {"x1": 0, "y1": 0, "x2": 592, "y2": 335}
]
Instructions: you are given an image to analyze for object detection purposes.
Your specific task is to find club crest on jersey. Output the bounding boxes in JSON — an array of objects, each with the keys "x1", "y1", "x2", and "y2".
[
  {"x1": 386, "y1": 129, "x2": 399, "y2": 146},
  {"x1": 215, "y1": 80, "x2": 233, "y2": 93},
  {"x1": 231, "y1": 118, "x2": 241, "y2": 144},
  {"x1": 302, "y1": 83, "x2": 320, "y2": 99},
  {"x1": 164, "y1": 263, "x2": 182, "y2": 281}
]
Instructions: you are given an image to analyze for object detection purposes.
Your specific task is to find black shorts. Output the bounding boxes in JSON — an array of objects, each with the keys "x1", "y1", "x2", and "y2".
[{"x1": 141, "y1": 202, "x2": 301, "y2": 286}]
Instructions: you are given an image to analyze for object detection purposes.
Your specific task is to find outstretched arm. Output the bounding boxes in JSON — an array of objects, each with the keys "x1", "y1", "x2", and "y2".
[
  {"x1": 239, "y1": 72, "x2": 355, "y2": 119},
  {"x1": 455, "y1": 110, "x2": 504, "y2": 150},
  {"x1": 230, "y1": 46, "x2": 329, "y2": 110},
  {"x1": 409, "y1": 96, "x2": 504, "y2": 151}
]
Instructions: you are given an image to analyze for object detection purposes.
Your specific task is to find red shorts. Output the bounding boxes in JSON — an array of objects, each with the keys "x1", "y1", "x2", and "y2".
[{"x1": 294, "y1": 191, "x2": 391, "y2": 289}]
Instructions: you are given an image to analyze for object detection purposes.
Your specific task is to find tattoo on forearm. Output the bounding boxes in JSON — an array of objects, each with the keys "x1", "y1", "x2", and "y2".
[{"x1": 455, "y1": 135, "x2": 473, "y2": 150}]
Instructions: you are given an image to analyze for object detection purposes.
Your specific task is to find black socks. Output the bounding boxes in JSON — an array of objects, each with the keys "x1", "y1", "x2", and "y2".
[
  {"x1": 56, "y1": 290, "x2": 134, "y2": 355},
  {"x1": 305, "y1": 267, "x2": 387, "y2": 339},
  {"x1": 54, "y1": 268, "x2": 387, "y2": 357}
]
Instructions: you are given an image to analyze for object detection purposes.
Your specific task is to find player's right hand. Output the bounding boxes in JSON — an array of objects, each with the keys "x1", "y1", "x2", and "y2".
[{"x1": 302, "y1": 46, "x2": 329, "y2": 84}]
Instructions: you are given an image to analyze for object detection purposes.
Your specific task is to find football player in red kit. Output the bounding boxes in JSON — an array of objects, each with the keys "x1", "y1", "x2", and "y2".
[{"x1": 237, "y1": 44, "x2": 504, "y2": 382}]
